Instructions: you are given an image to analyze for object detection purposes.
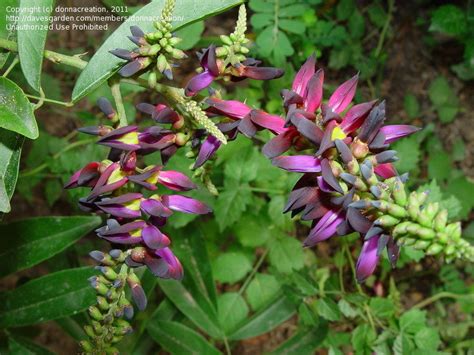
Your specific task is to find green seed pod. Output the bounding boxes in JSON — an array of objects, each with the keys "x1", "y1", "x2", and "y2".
[
  {"x1": 392, "y1": 178, "x2": 407, "y2": 206},
  {"x1": 88, "y1": 306, "x2": 104, "y2": 321},
  {"x1": 220, "y1": 34, "x2": 233, "y2": 46},
  {"x1": 80, "y1": 341, "x2": 94, "y2": 352},
  {"x1": 426, "y1": 243, "x2": 443, "y2": 255},
  {"x1": 374, "y1": 215, "x2": 400, "y2": 228},
  {"x1": 434, "y1": 209, "x2": 448, "y2": 232},
  {"x1": 84, "y1": 325, "x2": 95, "y2": 338}
]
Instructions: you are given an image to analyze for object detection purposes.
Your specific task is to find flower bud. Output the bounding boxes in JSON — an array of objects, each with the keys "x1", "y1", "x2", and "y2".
[
  {"x1": 426, "y1": 243, "x2": 443, "y2": 255},
  {"x1": 88, "y1": 306, "x2": 104, "y2": 321},
  {"x1": 84, "y1": 325, "x2": 95, "y2": 338},
  {"x1": 97, "y1": 296, "x2": 110, "y2": 311},
  {"x1": 433, "y1": 209, "x2": 448, "y2": 232},
  {"x1": 374, "y1": 215, "x2": 399, "y2": 227},
  {"x1": 80, "y1": 341, "x2": 94, "y2": 352},
  {"x1": 392, "y1": 178, "x2": 407, "y2": 206}
]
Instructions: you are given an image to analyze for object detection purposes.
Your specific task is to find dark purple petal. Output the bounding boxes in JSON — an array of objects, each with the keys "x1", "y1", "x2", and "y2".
[
  {"x1": 201, "y1": 45, "x2": 219, "y2": 76},
  {"x1": 334, "y1": 139, "x2": 353, "y2": 164},
  {"x1": 340, "y1": 100, "x2": 377, "y2": 134},
  {"x1": 356, "y1": 235, "x2": 381, "y2": 283},
  {"x1": 262, "y1": 129, "x2": 296, "y2": 158},
  {"x1": 129, "y1": 282, "x2": 147, "y2": 311},
  {"x1": 321, "y1": 159, "x2": 343, "y2": 193},
  {"x1": 185, "y1": 70, "x2": 216, "y2": 96},
  {"x1": 315, "y1": 121, "x2": 337, "y2": 155},
  {"x1": 194, "y1": 135, "x2": 221, "y2": 169},
  {"x1": 158, "y1": 170, "x2": 196, "y2": 191},
  {"x1": 110, "y1": 48, "x2": 137, "y2": 60},
  {"x1": 97, "y1": 97, "x2": 116, "y2": 118},
  {"x1": 358, "y1": 101, "x2": 386, "y2": 143},
  {"x1": 386, "y1": 237, "x2": 400, "y2": 268},
  {"x1": 130, "y1": 25, "x2": 144, "y2": 38},
  {"x1": 162, "y1": 195, "x2": 212, "y2": 214},
  {"x1": 140, "y1": 198, "x2": 173, "y2": 217},
  {"x1": 292, "y1": 54, "x2": 316, "y2": 96},
  {"x1": 272, "y1": 155, "x2": 321, "y2": 173},
  {"x1": 206, "y1": 98, "x2": 251, "y2": 119},
  {"x1": 346, "y1": 207, "x2": 372, "y2": 233},
  {"x1": 148, "y1": 248, "x2": 183, "y2": 280},
  {"x1": 119, "y1": 59, "x2": 145, "y2": 77},
  {"x1": 241, "y1": 65, "x2": 284, "y2": 80},
  {"x1": 295, "y1": 118, "x2": 324, "y2": 145},
  {"x1": 142, "y1": 225, "x2": 170, "y2": 249},
  {"x1": 304, "y1": 209, "x2": 345, "y2": 246},
  {"x1": 250, "y1": 111, "x2": 287, "y2": 134},
  {"x1": 238, "y1": 115, "x2": 258, "y2": 137},
  {"x1": 305, "y1": 69, "x2": 324, "y2": 112},
  {"x1": 379, "y1": 125, "x2": 421, "y2": 144},
  {"x1": 283, "y1": 187, "x2": 319, "y2": 213},
  {"x1": 328, "y1": 74, "x2": 359, "y2": 113}
]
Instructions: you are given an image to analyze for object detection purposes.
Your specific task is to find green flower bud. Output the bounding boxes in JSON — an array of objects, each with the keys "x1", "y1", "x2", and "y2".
[
  {"x1": 216, "y1": 46, "x2": 228, "y2": 57},
  {"x1": 84, "y1": 325, "x2": 95, "y2": 338},
  {"x1": 97, "y1": 296, "x2": 110, "y2": 311},
  {"x1": 445, "y1": 244, "x2": 456, "y2": 255},
  {"x1": 220, "y1": 35, "x2": 233, "y2": 46},
  {"x1": 157, "y1": 54, "x2": 168, "y2": 73},
  {"x1": 372, "y1": 201, "x2": 407, "y2": 219},
  {"x1": 426, "y1": 243, "x2": 443, "y2": 255},
  {"x1": 92, "y1": 320, "x2": 103, "y2": 334},
  {"x1": 434, "y1": 209, "x2": 448, "y2": 232},
  {"x1": 165, "y1": 45, "x2": 173, "y2": 53},
  {"x1": 407, "y1": 192, "x2": 420, "y2": 220},
  {"x1": 105, "y1": 346, "x2": 119, "y2": 354},
  {"x1": 374, "y1": 215, "x2": 400, "y2": 227},
  {"x1": 171, "y1": 48, "x2": 187, "y2": 60},
  {"x1": 88, "y1": 306, "x2": 104, "y2": 321},
  {"x1": 413, "y1": 240, "x2": 430, "y2": 249},
  {"x1": 392, "y1": 178, "x2": 407, "y2": 206},
  {"x1": 100, "y1": 266, "x2": 118, "y2": 281},
  {"x1": 168, "y1": 37, "x2": 182, "y2": 46},
  {"x1": 148, "y1": 71, "x2": 157, "y2": 88},
  {"x1": 445, "y1": 222, "x2": 461, "y2": 241},
  {"x1": 159, "y1": 38, "x2": 168, "y2": 47},
  {"x1": 240, "y1": 46, "x2": 250, "y2": 54},
  {"x1": 80, "y1": 341, "x2": 94, "y2": 352}
]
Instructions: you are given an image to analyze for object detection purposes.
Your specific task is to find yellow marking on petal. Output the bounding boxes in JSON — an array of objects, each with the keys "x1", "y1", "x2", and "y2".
[
  {"x1": 124, "y1": 199, "x2": 141, "y2": 211},
  {"x1": 119, "y1": 132, "x2": 139, "y2": 145},
  {"x1": 107, "y1": 169, "x2": 126, "y2": 184},
  {"x1": 331, "y1": 126, "x2": 346, "y2": 141},
  {"x1": 145, "y1": 172, "x2": 160, "y2": 185},
  {"x1": 150, "y1": 194, "x2": 161, "y2": 201},
  {"x1": 130, "y1": 229, "x2": 142, "y2": 238}
]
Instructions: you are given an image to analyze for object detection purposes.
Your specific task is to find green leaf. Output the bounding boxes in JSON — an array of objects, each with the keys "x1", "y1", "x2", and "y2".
[
  {"x1": 157, "y1": 278, "x2": 222, "y2": 339},
  {"x1": 348, "y1": 11, "x2": 365, "y2": 39},
  {"x1": 44, "y1": 179, "x2": 63, "y2": 207},
  {"x1": 147, "y1": 320, "x2": 221, "y2": 355},
  {"x1": 338, "y1": 299, "x2": 358, "y2": 319},
  {"x1": 279, "y1": 4, "x2": 307, "y2": 17},
  {"x1": 268, "y1": 237, "x2": 304, "y2": 273},
  {"x1": 315, "y1": 297, "x2": 341, "y2": 321},
  {"x1": 245, "y1": 273, "x2": 281, "y2": 311},
  {"x1": 8, "y1": 334, "x2": 54, "y2": 355},
  {"x1": 369, "y1": 298, "x2": 394, "y2": 319},
  {"x1": 446, "y1": 176, "x2": 474, "y2": 219},
  {"x1": 428, "y1": 150, "x2": 451, "y2": 181},
  {"x1": 393, "y1": 333, "x2": 413, "y2": 355},
  {"x1": 72, "y1": 0, "x2": 243, "y2": 102},
  {"x1": 392, "y1": 135, "x2": 420, "y2": 173},
  {"x1": 430, "y1": 4, "x2": 467, "y2": 36},
  {"x1": 0, "y1": 0, "x2": 18, "y2": 68},
  {"x1": 214, "y1": 184, "x2": 252, "y2": 231},
  {"x1": 0, "y1": 216, "x2": 101, "y2": 277},
  {"x1": 399, "y1": 309, "x2": 426, "y2": 334},
  {"x1": 352, "y1": 324, "x2": 376, "y2": 354},
  {"x1": 279, "y1": 19, "x2": 306, "y2": 34},
  {"x1": 270, "y1": 321, "x2": 328, "y2": 355},
  {"x1": 0, "y1": 129, "x2": 23, "y2": 213},
  {"x1": 175, "y1": 21, "x2": 205, "y2": 50},
  {"x1": 229, "y1": 294, "x2": 296, "y2": 340},
  {"x1": 336, "y1": 0, "x2": 355, "y2": 21},
  {"x1": 403, "y1": 94, "x2": 420, "y2": 119},
  {"x1": 17, "y1": 0, "x2": 54, "y2": 92},
  {"x1": 212, "y1": 252, "x2": 252, "y2": 284},
  {"x1": 0, "y1": 77, "x2": 39, "y2": 139},
  {"x1": 251, "y1": 13, "x2": 274, "y2": 29},
  {"x1": 0, "y1": 267, "x2": 96, "y2": 327},
  {"x1": 367, "y1": 3, "x2": 387, "y2": 28},
  {"x1": 234, "y1": 214, "x2": 272, "y2": 247},
  {"x1": 249, "y1": 0, "x2": 274, "y2": 13},
  {"x1": 217, "y1": 292, "x2": 249, "y2": 334},
  {"x1": 414, "y1": 327, "x2": 441, "y2": 350},
  {"x1": 428, "y1": 76, "x2": 459, "y2": 123}
]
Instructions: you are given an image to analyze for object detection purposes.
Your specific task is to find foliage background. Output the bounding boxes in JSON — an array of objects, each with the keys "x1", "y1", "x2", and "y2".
[{"x1": 0, "y1": 0, "x2": 473, "y2": 353}]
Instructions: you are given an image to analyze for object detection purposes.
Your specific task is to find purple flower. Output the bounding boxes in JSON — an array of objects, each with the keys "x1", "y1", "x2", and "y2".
[
  {"x1": 304, "y1": 209, "x2": 346, "y2": 247},
  {"x1": 161, "y1": 195, "x2": 212, "y2": 214},
  {"x1": 97, "y1": 126, "x2": 140, "y2": 151},
  {"x1": 271, "y1": 155, "x2": 321, "y2": 173},
  {"x1": 64, "y1": 162, "x2": 100, "y2": 189},
  {"x1": 129, "y1": 246, "x2": 183, "y2": 280},
  {"x1": 96, "y1": 193, "x2": 142, "y2": 218},
  {"x1": 185, "y1": 45, "x2": 220, "y2": 96},
  {"x1": 194, "y1": 135, "x2": 222, "y2": 169},
  {"x1": 380, "y1": 125, "x2": 420, "y2": 144},
  {"x1": 356, "y1": 234, "x2": 380, "y2": 283},
  {"x1": 88, "y1": 162, "x2": 128, "y2": 199},
  {"x1": 128, "y1": 166, "x2": 196, "y2": 191}
]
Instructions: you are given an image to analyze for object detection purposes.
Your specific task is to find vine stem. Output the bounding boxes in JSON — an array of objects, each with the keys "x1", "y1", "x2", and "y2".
[
  {"x1": 411, "y1": 291, "x2": 474, "y2": 309},
  {"x1": 375, "y1": 0, "x2": 394, "y2": 57},
  {"x1": 0, "y1": 38, "x2": 87, "y2": 69},
  {"x1": 110, "y1": 78, "x2": 128, "y2": 127},
  {"x1": 2, "y1": 55, "x2": 19, "y2": 77},
  {"x1": 26, "y1": 93, "x2": 73, "y2": 107}
]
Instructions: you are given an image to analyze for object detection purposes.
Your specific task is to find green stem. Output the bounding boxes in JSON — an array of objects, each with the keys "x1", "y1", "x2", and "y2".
[
  {"x1": 20, "y1": 138, "x2": 96, "y2": 177},
  {"x1": 110, "y1": 78, "x2": 128, "y2": 127},
  {"x1": 26, "y1": 93, "x2": 73, "y2": 107},
  {"x1": 238, "y1": 249, "x2": 269, "y2": 297},
  {"x1": 0, "y1": 38, "x2": 87, "y2": 69},
  {"x1": 375, "y1": 0, "x2": 394, "y2": 57},
  {"x1": 412, "y1": 291, "x2": 474, "y2": 309},
  {"x1": 2, "y1": 55, "x2": 19, "y2": 77}
]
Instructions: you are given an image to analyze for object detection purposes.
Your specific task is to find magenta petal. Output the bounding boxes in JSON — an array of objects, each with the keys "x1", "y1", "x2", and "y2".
[
  {"x1": 250, "y1": 111, "x2": 287, "y2": 134},
  {"x1": 380, "y1": 125, "x2": 421, "y2": 144},
  {"x1": 154, "y1": 248, "x2": 184, "y2": 280},
  {"x1": 328, "y1": 74, "x2": 359, "y2": 113},
  {"x1": 185, "y1": 70, "x2": 216, "y2": 96},
  {"x1": 140, "y1": 199, "x2": 172, "y2": 217},
  {"x1": 305, "y1": 69, "x2": 324, "y2": 112},
  {"x1": 162, "y1": 195, "x2": 212, "y2": 214},
  {"x1": 238, "y1": 115, "x2": 258, "y2": 137},
  {"x1": 340, "y1": 100, "x2": 377, "y2": 134},
  {"x1": 272, "y1": 155, "x2": 321, "y2": 172},
  {"x1": 292, "y1": 54, "x2": 316, "y2": 96},
  {"x1": 262, "y1": 130, "x2": 296, "y2": 158},
  {"x1": 206, "y1": 98, "x2": 251, "y2": 119},
  {"x1": 304, "y1": 209, "x2": 345, "y2": 246},
  {"x1": 356, "y1": 235, "x2": 381, "y2": 282},
  {"x1": 158, "y1": 171, "x2": 197, "y2": 191},
  {"x1": 374, "y1": 163, "x2": 397, "y2": 179},
  {"x1": 194, "y1": 135, "x2": 221, "y2": 169},
  {"x1": 241, "y1": 66, "x2": 284, "y2": 80},
  {"x1": 142, "y1": 225, "x2": 170, "y2": 249}
]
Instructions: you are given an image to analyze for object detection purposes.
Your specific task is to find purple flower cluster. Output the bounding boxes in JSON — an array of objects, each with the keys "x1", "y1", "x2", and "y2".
[{"x1": 66, "y1": 98, "x2": 212, "y2": 289}]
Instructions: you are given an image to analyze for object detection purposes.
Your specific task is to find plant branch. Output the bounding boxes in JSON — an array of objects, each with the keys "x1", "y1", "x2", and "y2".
[
  {"x1": 110, "y1": 78, "x2": 128, "y2": 127},
  {"x1": 412, "y1": 291, "x2": 474, "y2": 309},
  {"x1": 2, "y1": 55, "x2": 19, "y2": 77}
]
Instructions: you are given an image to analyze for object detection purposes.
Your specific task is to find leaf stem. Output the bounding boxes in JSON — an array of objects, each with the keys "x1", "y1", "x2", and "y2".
[
  {"x1": 25, "y1": 93, "x2": 73, "y2": 107},
  {"x1": 0, "y1": 38, "x2": 87, "y2": 69},
  {"x1": 2, "y1": 55, "x2": 19, "y2": 77},
  {"x1": 375, "y1": 0, "x2": 394, "y2": 57},
  {"x1": 412, "y1": 291, "x2": 474, "y2": 309},
  {"x1": 110, "y1": 78, "x2": 128, "y2": 127}
]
